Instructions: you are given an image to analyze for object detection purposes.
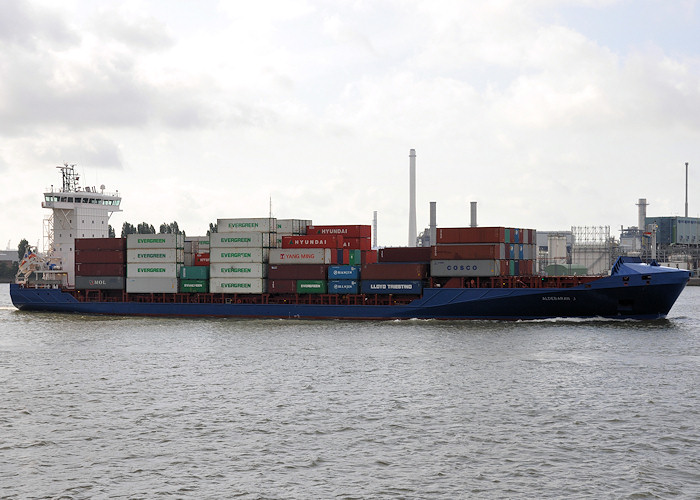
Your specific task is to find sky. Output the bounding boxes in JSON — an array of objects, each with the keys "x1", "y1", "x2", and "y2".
[{"x1": 2, "y1": 0, "x2": 700, "y2": 250}]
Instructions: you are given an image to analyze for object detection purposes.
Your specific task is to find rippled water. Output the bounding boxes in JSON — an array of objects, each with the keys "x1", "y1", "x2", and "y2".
[{"x1": 1, "y1": 283, "x2": 699, "y2": 499}]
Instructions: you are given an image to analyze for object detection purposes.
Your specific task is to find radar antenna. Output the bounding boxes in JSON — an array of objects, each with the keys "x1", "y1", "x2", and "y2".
[{"x1": 56, "y1": 163, "x2": 80, "y2": 192}]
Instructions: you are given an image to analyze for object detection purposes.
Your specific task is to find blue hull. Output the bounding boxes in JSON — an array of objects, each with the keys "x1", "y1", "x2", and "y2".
[{"x1": 10, "y1": 260, "x2": 690, "y2": 320}]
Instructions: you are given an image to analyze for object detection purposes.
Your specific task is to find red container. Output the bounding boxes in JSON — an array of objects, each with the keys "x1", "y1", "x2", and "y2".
[
  {"x1": 436, "y1": 227, "x2": 506, "y2": 244},
  {"x1": 75, "y1": 263, "x2": 126, "y2": 276},
  {"x1": 194, "y1": 253, "x2": 210, "y2": 266},
  {"x1": 341, "y1": 237, "x2": 372, "y2": 250},
  {"x1": 269, "y1": 279, "x2": 297, "y2": 293},
  {"x1": 335, "y1": 249, "x2": 350, "y2": 265},
  {"x1": 431, "y1": 244, "x2": 504, "y2": 260},
  {"x1": 75, "y1": 237, "x2": 127, "y2": 251},
  {"x1": 306, "y1": 225, "x2": 371, "y2": 238},
  {"x1": 267, "y1": 264, "x2": 329, "y2": 280},
  {"x1": 360, "y1": 263, "x2": 428, "y2": 280},
  {"x1": 282, "y1": 235, "x2": 344, "y2": 249},
  {"x1": 362, "y1": 250, "x2": 378, "y2": 264},
  {"x1": 378, "y1": 247, "x2": 430, "y2": 263},
  {"x1": 75, "y1": 249, "x2": 126, "y2": 264}
]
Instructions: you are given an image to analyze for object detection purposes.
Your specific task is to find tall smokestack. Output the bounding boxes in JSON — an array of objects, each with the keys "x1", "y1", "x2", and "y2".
[
  {"x1": 470, "y1": 201, "x2": 477, "y2": 228},
  {"x1": 429, "y1": 202, "x2": 436, "y2": 246},
  {"x1": 408, "y1": 149, "x2": 417, "y2": 247},
  {"x1": 637, "y1": 198, "x2": 648, "y2": 231},
  {"x1": 373, "y1": 210, "x2": 378, "y2": 249},
  {"x1": 685, "y1": 162, "x2": 689, "y2": 218}
]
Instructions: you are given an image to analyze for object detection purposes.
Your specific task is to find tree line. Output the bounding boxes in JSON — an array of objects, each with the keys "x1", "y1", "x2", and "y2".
[{"x1": 120, "y1": 221, "x2": 184, "y2": 237}]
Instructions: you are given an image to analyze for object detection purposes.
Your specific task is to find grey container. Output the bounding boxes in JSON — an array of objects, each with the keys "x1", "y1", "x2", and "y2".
[
  {"x1": 210, "y1": 263, "x2": 267, "y2": 279},
  {"x1": 210, "y1": 232, "x2": 275, "y2": 248},
  {"x1": 276, "y1": 219, "x2": 308, "y2": 234},
  {"x1": 127, "y1": 233, "x2": 184, "y2": 249},
  {"x1": 127, "y1": 248, "x2": 184, "y2": 263},
  {"x1": 217, "y1": 218, "x2": 276, "y2": 233},
  {"x1": 126, "y1": 263, "x2": 181, "y2": 278},
  {"x1": 210, "y1": 278, "x2": 267, "y2": 294},
  {"x1": 209, "y1": 247, "x2": 269, "y2": 263},
  {"x1": 430, "y1": 260, "x2": 500, "y2": 277},
  {"x1": 75, "y1": 276, "x2": 125, "y2": 290},
  {"x1": 126, "y1": 277, "x2": 179, "y2": 293}
]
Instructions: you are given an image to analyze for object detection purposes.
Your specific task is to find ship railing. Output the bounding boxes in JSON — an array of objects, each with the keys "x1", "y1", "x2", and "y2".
[{"x1": 74, "y1": 290, "x2": 420, "y2": 307}]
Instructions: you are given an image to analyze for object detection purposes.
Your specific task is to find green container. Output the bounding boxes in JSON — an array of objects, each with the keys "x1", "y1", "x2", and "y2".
[
  {"x1": 180, "y1": 266, "x2": 209, "y2": 279},
  {"x1": 509, "y1": 260, "x2": 515, "y2": 276},
  {"x1": 179, "y1": 279, "x2": 209, "y2": 293},
  {"x1": 297, "y1": 280, "x2": 327, "y2": 294},
  {"x1": 348, "y1": 249, "x2": 362, "y2": 265},
  {"x1": 505, "y1": 229, "x2": 511, "y2": 244}
]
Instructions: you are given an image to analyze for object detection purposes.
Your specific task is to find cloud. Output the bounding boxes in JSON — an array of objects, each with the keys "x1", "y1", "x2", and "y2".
[
  {"x1": 91, "y1": 6, "x2": 175, "y2": 51},
  {"x1": 0, "y1": 0, "x2": 78, "y2": 49}
]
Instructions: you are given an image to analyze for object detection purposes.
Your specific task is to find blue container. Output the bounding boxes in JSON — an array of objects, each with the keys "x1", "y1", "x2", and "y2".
[
  {"x1": 328, "y1": 265, "x2": 360, "y2": 280},
  {"x1": 336, "y1": 249, "x2": 345, "y2": 265},
  {"x1": 328, "y1": 280, "x2": 359, "y2": 294},
  {"x1": 361, "y1": 280, "x2": 422, "y2": 295},
  {"x1": 518, "y1": 244, "x2": 524, "y2": 260}
]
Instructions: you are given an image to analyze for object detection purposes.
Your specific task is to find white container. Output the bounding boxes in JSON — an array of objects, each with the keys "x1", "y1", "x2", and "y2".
[
  {"x1": 217, "y1": 218, "x2": 276, "y2": 233},
  {"x1": 209, "y1": 247, "x2": 269, "y2": 263},
  {"x1": 276, "y1": 219, "x2": 308, "y2": 234},
  {"x1": 127, "y1": 233, "x2": 184, "y2": 249},
  {"x1": 269, "y1": 248, "x2": 332, "y2": 265},
  {"x1": 210, "y1": 278, "x2": 267, "y2": 294},
  {"x1": 210, "y1": 263, "x2": 267, "y2": 278},
  {"x1": 127, "y1": 248, "x2": 184, "y2": 263},
  {"x1": 210, "y1": 232, "x2": 275, "y2": 248},
  {"x1": 126, "y1": 277, "x2": 179, "y2": 293},
  {"x1": 127, "y1": 263, "x2": 180, "y2": 278}
]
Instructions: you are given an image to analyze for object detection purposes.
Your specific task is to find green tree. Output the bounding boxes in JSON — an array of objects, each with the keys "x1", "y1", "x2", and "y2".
[
  {"x1": 159, "y1": 221, "x2": 182, "y2": 235},
  {"x1": 17, "y1": 239, "x2": 29, "y2": 261},
  {"x1": 121, "y1": 222, "x2": 136, "y2": 237},
  {"x1": 108, "y1": 224, "x2": 115, "y2": 238},
  {"x1": 137, "y1": 222, "x2": 155, "y2": 234}
]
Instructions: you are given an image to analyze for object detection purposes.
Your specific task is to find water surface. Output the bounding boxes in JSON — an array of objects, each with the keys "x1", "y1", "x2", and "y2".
[{"x1": 1, "y1": 284, "x2": 699, "y2": 498}]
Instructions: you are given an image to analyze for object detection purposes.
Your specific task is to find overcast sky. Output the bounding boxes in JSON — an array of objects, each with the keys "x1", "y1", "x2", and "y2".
[{"x1": 2, "y1": 0, "x2": 700, "y2": 250}]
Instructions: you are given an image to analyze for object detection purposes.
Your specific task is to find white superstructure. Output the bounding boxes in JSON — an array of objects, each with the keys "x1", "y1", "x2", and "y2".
[{"x1": 42, "y1": 164, "x2": 122, "y2": 287}]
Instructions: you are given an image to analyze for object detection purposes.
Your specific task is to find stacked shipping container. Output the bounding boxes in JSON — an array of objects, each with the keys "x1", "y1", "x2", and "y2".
[
  {"x1": 328, "y1": 265, "x2": 360, "y2": 294},
  {"x1": 184, "y1": 236, "x2": 210, "y2": 267},
  {"x1": 306, "y1": 225, "x2": 375, "y2": 265},
  {"x1": 74, "y1": 238, "x2": 126, "y2": 290},
  {"x1": 430, "y1": 227, "x2": 536, "y2": 278},
  {"x1": 366, "y1": 246, "x2": 432, "y2": 294},
  {"x1": 210, "y1": 218, "x2": 276, "y2": 294},
  {"x1": 179, "y1": 236, "x2": 211, "y2": 292},
  {"x1": 70, "y1": 219, "x2": 541, "y2": 298},
  {"x1": 268, "y1": 224, "x2": 373, "y2": 293},
  {"x1": 126, "y1": 234, "x2": 184, "y2": 293}
]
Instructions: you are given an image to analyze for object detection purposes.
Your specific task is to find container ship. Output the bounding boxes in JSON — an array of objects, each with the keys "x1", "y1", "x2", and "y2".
[{"x1": 10, "y1": 165, "x2": 690, "y2": 320}]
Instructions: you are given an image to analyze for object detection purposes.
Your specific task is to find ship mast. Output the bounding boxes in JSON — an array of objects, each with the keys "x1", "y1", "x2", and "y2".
[{"x1": 57, "y1": 163, "x2": 80, "y2": 193}]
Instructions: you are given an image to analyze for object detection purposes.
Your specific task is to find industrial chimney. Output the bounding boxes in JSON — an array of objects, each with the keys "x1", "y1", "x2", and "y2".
[
  {"x1": 373, "y1": 210, "x2": 378, "y2": 249},
  {"x1": 408, "y1": 149, "x2": 417, "y2": 247},
  {"x1": 637, "y1": 198, "x2": 648, "y2": 232},
  {"x1": 470, "y1": 201, "x2": 477, "y2": 228},
  {"x1": 429, "y1": 202, "x2": 436, "y2": 246},
  {"x1": 685, "y1": 162, "x2": 689, "y2": 218}
]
